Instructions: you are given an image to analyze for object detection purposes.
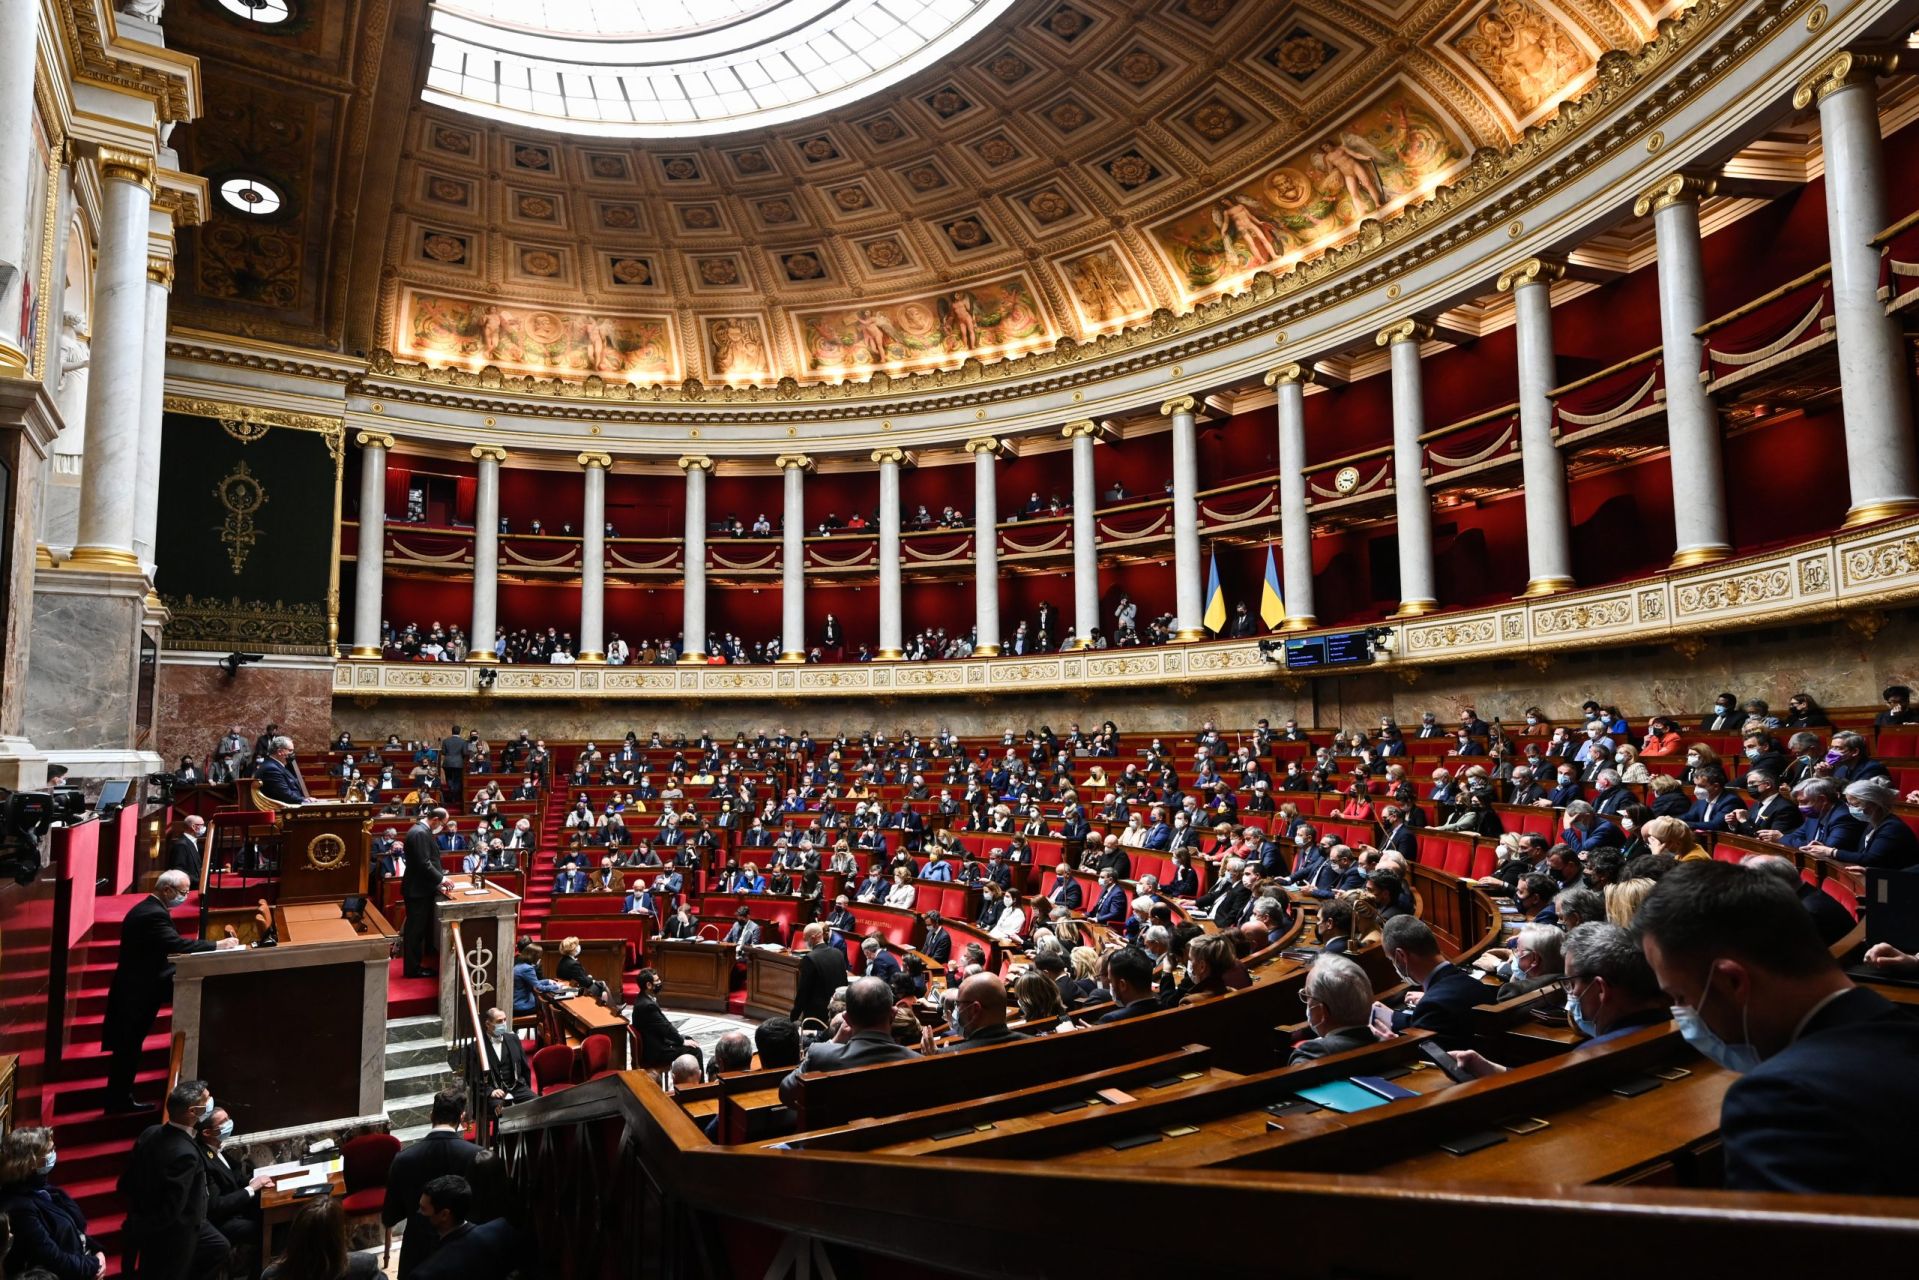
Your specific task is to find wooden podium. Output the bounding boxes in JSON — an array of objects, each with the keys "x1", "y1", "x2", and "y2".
[
  {"x1": 651, "y1": 939, "x2": 734, "y2": 1012},
  {"x1": 745, "y1": 948, "x2": 802, "y2": 1021},
  {"x1": 274, "y1": 802, "x2": 386, "y2": 902}
]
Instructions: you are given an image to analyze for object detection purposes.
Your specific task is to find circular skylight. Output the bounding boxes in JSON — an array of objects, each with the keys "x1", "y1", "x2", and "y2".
[
  {"x1": 422, "y1": 0, "x2": 1017, "y2": 138},
  {"x1": 218, "y1": 177, "x2": 285, "y2": 216},
  {"x1": 218, "y1": 0, "x2": 293, "y2": 23}
]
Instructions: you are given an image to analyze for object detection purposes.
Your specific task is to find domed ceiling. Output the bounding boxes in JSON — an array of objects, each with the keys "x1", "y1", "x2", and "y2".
[{"x1": 163, "y1": 0, "x2": 1668, "y2": 388}]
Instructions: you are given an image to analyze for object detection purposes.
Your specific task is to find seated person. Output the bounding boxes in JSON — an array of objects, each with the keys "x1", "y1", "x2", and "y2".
[
  {"x1": 777, "y1": 977, "x2": 920, "y2": 1105},
  {"x1": 1096, "y1": 947, "x2": 1162, "y2": 1022},
  {"x1": 1496, "y1": 923, "x2": 1565, "y2": 1004},
  {"x1": 1289, "y1": 953, "x2": 1379, "y2": 1064},
  {"x1": 1374, "y1": 915, "x2": 1484, "y2": 1049},
  {"x1": 468, "y1": 1005, "x2": 535, "y2": 1111},
  {"x1": 512, "y1": 944, "x2": 569, "y2": 1015}
]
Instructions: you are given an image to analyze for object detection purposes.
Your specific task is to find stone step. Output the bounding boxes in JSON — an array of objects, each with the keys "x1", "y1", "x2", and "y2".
[
  {"x1": 386, "y1": 1014, "x2": 443, "y2": 1044},
  {"x1": 385, "y1": 1061, "x2": 456, "y2": 1104},
  {"x1": 384, "y1": 1090, "x2": 443, "y2": 1133},
  {"x1": 385, "y1": 1037, "x2": 454, "y2": 1073}
]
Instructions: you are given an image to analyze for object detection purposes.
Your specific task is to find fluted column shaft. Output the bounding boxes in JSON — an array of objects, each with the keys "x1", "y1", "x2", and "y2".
[
  {"x1": 71, "y1": 156, "x2": 155, "y2": 571},
  {"x1": 132, "y1": 252, "x2": 172, "y2": 577},
  {"x1": 1797, "y1": 58, "x2": 1919, "y2": 525},
  {"x1": 351, "y1": 434, "x2": 391, "y2": 656},
  {"x1": 873, "y1": 448, "x2": 904, "y2": 659},
  {"x1": 1380, "y1": 323, "x2": 1437, "y2": 616},
  {"x1": 1637, "y1": 174, "x2": 1731, "y2": 566},
  {"x1": 1064, "y1": 420, "x2": 1100, "y2": 646},
  {"x1": 968, "y1": 438, "x2": 1001, "y2": 655},
  {"x1": 0, "y1": 0, "x2": 39, "y2": 372},
  {"x1": 777, "y1": 455, "x2": 811, "y2": 660},
  {"x1": 1166, "y1": 396, "x2": 1204, "y2": 639},
  {"x1": 1263, "y1": 365, "x2": 1315, "y2": 629},
  {"x1": 1499, "y1": 259, "x2": 1575, "y2": 596},
  {"x1": 578, "y1": 453, "x2": 609, "y2": 661},
  {"x1": 469, "y1": 447, "x2": 505, "y2": 656},
  {"x1": 679, "y1": 456, "x2": 712, "y2": 660}
]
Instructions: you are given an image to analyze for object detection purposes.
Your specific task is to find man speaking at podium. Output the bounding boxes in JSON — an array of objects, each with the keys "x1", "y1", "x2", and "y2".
[
  {"x1": 254, "y1": 735, "x2": 309, "y2": 806},
  {"x1": 403, "y1": 808, "x2": 453, "y2": 978}
]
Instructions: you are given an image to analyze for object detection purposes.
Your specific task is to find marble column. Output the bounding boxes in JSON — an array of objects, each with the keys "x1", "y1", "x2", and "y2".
[
  {"x1": 469, "y1": 446, "x2": 505, "y2": 660},
  {"x1": 1262, "y1": 364, "x2": 1316, "y2": 630},
  {"x1": 1497, "y1": 257, "x2": 1575, "y2": 597},
  {"x1": 1795, "y1": 54, "x2": 1919, "y2": 527},
  {"x1": 872, "y1": 447, "x2": 905, "y2": 660},
  {"x1": 677, "y1": 455, "x2": 712, "y2": 661},
  {"x1": 0, "y1": 0, "x2": 40, "y2": 375},
  {"x1": 1635, "y1": 172, "x2": 1731, "y2": 567},
  {"x1": 1063, "y1": 419, "x2": 1100, "y2": 646},
  {"x1": 349, "y1": 433, "x2": 391, "y2": 656},
  {"x1": 70, "y1": 152, "x2": 155, "y2": 573},
  {"x1": 966, "y1": 437, "x2": 1001, "y2": 656},
  {"x1": 1378, "y1": 320, "x2": 1439, "y2": 616},
  {"x1": 1164, "y1": 396, "x2": 1205, "y2": 639},
  {"x1": 577, "y1": 452, "x2": 610, "y2": 662},
  {"x1": 132, "y1": 251, "x2": 173, "y2": 578},
  {"x1": 776, "y1": 454, "x2": 811, "y2": 661}
]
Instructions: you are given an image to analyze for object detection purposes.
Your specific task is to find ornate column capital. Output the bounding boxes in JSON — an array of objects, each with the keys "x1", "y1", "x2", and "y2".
[
  {"x1": 1375, "y1": 319, "x2": 1433, "y2": 348},
  {"x1": 1262, "y1": 363, "x2": 1313, "y2": 387},
  {"x1": 471, "y1": 445, "x2": 509, "y2": 464},
  {"x1": 1793, "y1": 50, "x2": 1900, "y2": 110},
  {"x1": 144, "y1": 257, "x2": 174, "y2": 290},
  {"x1": 1160, "y1": 394, "x2": 1197, "y2": 417},
  {"x1": 97, "y1": 147, "x2": 155, "y2": 193},
  {"x1": 1496, "y1": 256, "x2": 1566, "y2": 293},
  {"x1": 775, "y1": 453, "x2": 815, "y2": 472},
  {"x1": 355, "y1": 431, "x2": 395, "y2": 450},
  {"x1": 576, "y1": 451, "x2": 613, "y2": 469},
  {"x1": 677, "y1": 454, "x2": 714, "y2": 472},
  {"x1": 1061, "y1": 418, "x2": 1099, "y2": 439},
  {"x1": 964, "y1": 435, "x2": 1002, "y2": 455},
  {"x1": 1633, "y1": 171, "x2": 1718, "y2": 217},
  {"x1": 869, "y1": 446, "x2": 908, "y2": 466}
]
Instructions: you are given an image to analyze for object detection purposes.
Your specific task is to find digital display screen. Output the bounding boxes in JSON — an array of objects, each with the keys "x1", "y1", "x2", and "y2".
[{"x1": 1283, "y1": 631, "x2": 1377, "y2": 670}]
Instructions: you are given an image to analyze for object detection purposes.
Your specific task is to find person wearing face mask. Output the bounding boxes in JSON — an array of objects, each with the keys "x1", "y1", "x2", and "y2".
[
  {"x1": 1700, "y1": 691, "x2": 1742, "y2": 733},
  {"x1": 1560, "y1": 800, "x2": 1623, "y2": 851},
  {"x1": 1289, "y1": 954, "x2": 1380, "y2": 1063},
  {"x1": 1682, "y1": 770, "x2": 1740, "y2": 832},
  {"x1": 1740, "y1": 732, "x2": 1789, "y2": 781},
  {"x1": 1770, "y1": 778, "x2": 1865, "y2": 855},
  {"x1": 101, "y1": 872, "x2": 237, "y2": 1114},
  {"x1": 120, "y1": 1079, "x2": 227, "y2": 1280},
  {"x1": 1371, "y1": 916, "x2": 1485, "y2": 1049},
  {"x1": 1611, "y1": 743, "x2": 1652, "y2": 784},
  {"x1": 1572, "y1": 720, "x2": 1614, "y2": 769},
  {"x1": 1837, "y1": 777, "x2": 1919, "y2": 870},
  {"x1": 1544, "y1": 766, "x2": 1583, "y2": 809},
  {"x1": 926, "y1": 972, "x2": 1027, "y2": 1052},
  {"x1": 1823, "y1": 729, "x2": 1890, "y2": 785},
  {"x1": 1637, "y1": 859, "x2": 1919, "y2": 1194},
  {"x1": 1726, "y1": 770, "x2": 1801, "y2": 838},
  {"x1": 401, "y1": 807, "x2": 454, "y2": 978},
  {"x1": 1589, "y1": 767, "x2": 1631, "y2": 817},
  {"x1": 195, "y1": 1106, "x2": 270, "y2": 1253},
  {"x1": 381, "y1": 1089, "x2": 481, "y2": 1279},
  {"x1": 0, "y1": 1125, "x2": 104, "y2": 1280},
  {"x1": 468, "y1": 1006, "x2": 535, "y2": 1114},
  {"x1": 1496, "y1": 923, "x2": 1566, "y2": 1004},
  {"x1": 1639, "y1": 718, "x2": 1681, "y2": 757}
]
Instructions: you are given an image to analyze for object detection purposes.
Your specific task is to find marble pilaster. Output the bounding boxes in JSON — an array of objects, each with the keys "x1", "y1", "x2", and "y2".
[
  {"x1": 873, "y1": 447, "x2": 905, "y2": 659},
  {"x1": 577, "y1": 453, "x2": 610, "y2": 662},
  {"x1": 1262, "y1": 364, "x2": 1315, "y2": 630},
  {"x1": 967, "y1": 437, "x2": 1001, "y2": 655},
  {"x1": 1064, "y1": 420, "x2": 1100, "y2": 646},
  {"x1": 469, "y1": 445, "x2": 505, "y2": 659},
  {"x1": 1165, "y1": 396, "x2": 1204, "y2": 639},
  {"x1": 678, "y1": 455, "x2": 711, "y2": 660},
  {"x1": 350, "y1": 433, "x2": 391, "y2": 657},
  {"x1": 776, "y1": 454, "x2": 811, "y2": 661},
  {"x1": 1379, "y1": 322, "x2": 1438, "y2": 617},
  {"x1": 0, "y1": 0, "x2": 40, "y2": 374},
  {"x1": 1498, "y1": 258, "x2": 1575, "y2": 597}
]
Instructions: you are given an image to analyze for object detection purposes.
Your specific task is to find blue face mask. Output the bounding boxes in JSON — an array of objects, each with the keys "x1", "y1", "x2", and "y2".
[
  {"x1": 1847, "y1": 804, "x2": 1870, "y2": 822},
  {"x1": 40, "y1": 1151, "x2": 56, "y2": 1175},
  {"x1": 1566, "y1": 985, "x2": 1597, "y2": 1039},
  {"x1": 1672, "y1": 965, "x2": 1762, "y2": 1074}
]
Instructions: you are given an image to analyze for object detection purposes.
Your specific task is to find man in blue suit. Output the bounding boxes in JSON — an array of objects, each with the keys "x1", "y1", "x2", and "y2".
[
  {"x1": 1090, "y1": 868, "x2": 1128, "y2": 925},
  {"x1": 1045, "y1": 863, "x2": 1083, "y2": 912},
  {"x1": 1380, "y1": 915, "x2": 1486, "y2": 1049},
  {"x1": 1638, "y1": 859, "x2": 1919, "y2": 1195},
  {"x1": 1777, "y1": 778, "x2": 1864, "y2": 854},
  {"x1": 1142, "y1": 808, "x2": 1173, "y2": 851},
  {"x1": 554, "y1": 865, "x2": 589, "y2": 894},
  {"x1": 1308, "y1": 845, "x2": 1366, "y2": 899},
  {"x1": 253, "y1": 735, "x2": 308, "y2": 805},
  {"x1": 1682, "y1": 774, "x2": 1741, "y2": 832},
  {"x1": 861, "y1": 936, "x2": 901, "y2": 984},
  {"x1": 1561, "y1": 801, "x2": 1623, "y2": 850}
]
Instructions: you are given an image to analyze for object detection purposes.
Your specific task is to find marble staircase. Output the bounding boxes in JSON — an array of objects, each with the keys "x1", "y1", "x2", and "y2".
[{"x1": 383, "y1": 1013, "x2": 458, "y2": 1141}]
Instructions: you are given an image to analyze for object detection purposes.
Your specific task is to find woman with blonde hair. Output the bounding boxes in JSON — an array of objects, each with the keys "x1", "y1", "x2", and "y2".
[
  {"x1": 1013, "y1": 970, "x2": 1067, "y2": 1027},
  {"x1": 1069, "y1": 945, "x2": 1101, "y2": 984},
  {"x1": 1640, "y1": 814, "x2": 1703, "y2": 860},
  {"x1": 1605, "y1": 878, "x2": 1654, "y2": 926},
  {"x1": 1612, "y1": 742, "x2": 1652, "y2": 784}
]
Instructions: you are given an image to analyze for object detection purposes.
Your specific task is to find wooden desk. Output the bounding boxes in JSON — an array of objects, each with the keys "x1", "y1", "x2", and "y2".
[
  {"x1": 652, "y1": 938, "x2": 734, "y2": 1012},
  {"x1": 260, "y1": 1170, "x2": 345, "y2": 1259},
  {"x1": 745, "y1": 948, "x2": 802, "y2": 1020},
  {"x1": 552, "y1": 995, "x2": 634, "y2": 1071},
  {"x1": 438, "y1": 881, "x2": 522, "y2": 1029}
]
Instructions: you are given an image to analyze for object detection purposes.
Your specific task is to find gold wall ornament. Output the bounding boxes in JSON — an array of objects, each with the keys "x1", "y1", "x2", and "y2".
[
  {"x1": 577, "y1": 451, "x2": 613, "y2": 469},
  {"x1": 1160, "y1": 395, "x2": 1197, "y2": 417},
  {"x1": 1375, "y1": 319, "x2": 1433, "y2": 347},
  {"x1": 305, "y1": 833, "x2": 348, "y2": 871},
  {"x1": 964, "y1": 436, "x2": 1003, "y2": 455},
  {"x1": 677, "y1": 454, "x2": 714, "y2": 472},
  {"x1": 1632, "y1": 172, "x2": 1718, "y2": 217},
  {"x1": 1061, "y1": 419, "x2": 1099, "y2": 438},
  {"x1": 96, "y1": 147, "x2": 156, "y2": 193},
  {"x1": 215, "y1": 461, "x2": 268, "y2": 575},
  {"x1": 1495, "y1": 257, "x2": 1566, "y2": 292},
  {"x1": 354, "y1": 431, "x2": 395, "y2": 450},
  {"x1": 1263, "y1": 363, "x2": 1312, "y2": 387},
  {"x1": 870, "y1": 447, "x2": 909, "y2": 466},
  {"x1": 471, "y1": 444, "x2": 508, "y2": 463},
  {"x1": 1792, "y1": 51, "x2": 1898, "y2": 111},
  {"x1": 219, "y1": 416, "x2": 271, "y2": 445},
  {"x1": 774, "y1": 453, "x2": 814, "y2": 471}
]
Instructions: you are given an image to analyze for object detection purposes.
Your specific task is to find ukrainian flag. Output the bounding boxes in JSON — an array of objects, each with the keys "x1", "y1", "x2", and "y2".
[
  {"x1": 1260, "y1": 544, "x2": 1285, "y2": 629},
  {"x1": 1202, "y1": 552, "x2": 1227, "y2": 633}
]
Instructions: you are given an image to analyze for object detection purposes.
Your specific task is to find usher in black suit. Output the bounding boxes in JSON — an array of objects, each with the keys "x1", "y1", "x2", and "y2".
[{"x1": 102, "y1": 896, "x2": 218, "y2": 1109}]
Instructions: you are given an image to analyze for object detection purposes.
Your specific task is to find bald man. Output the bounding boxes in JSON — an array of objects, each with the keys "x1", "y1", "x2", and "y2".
[{"x1": 937, "y1": 973, "x2": 1027, "y2": 1052}]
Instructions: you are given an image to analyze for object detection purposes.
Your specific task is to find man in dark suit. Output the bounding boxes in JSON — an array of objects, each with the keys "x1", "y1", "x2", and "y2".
[
  {"x1": 1046, "y1": 863, "x2": 1083, "y2": 912},
  {"x1": 1288, "y1": 953, "x2": 1382, "y2": 1064},
  {"x1": 119, "y1": 1079, "x2": 227, "y2": 1280},
  {"x1": 252, "y1": 735, "x2": 308, "y2": 805},
  {"x1": 1096, "y1": 947, "x2": 1162, "y2": 1022},
  {"x1": 102, "y1": 872, "x2": 234, "y2": 1112},
  {"x1": 919, "y1": 911, "x2": 953, "y2": 963},
  {"x1": 164, "y1": 816, "x2": 205, "y2": 879},
  {"x1": 412, "y1": 1175, "x2": 520, "y2": 1280},
  {"x1": 1777, "y1": 779, "x2": 1864, "y2": 854},
  {"x1": 402, "y1": 808, "x2": 452, "y2": 977},
  {"x1": 823, "y1": 895, "x2": 858, "y2": 939},
  {"x1": 1682, "y1": 775, "x2": 1741, "y2": 832},
  {"x1": 1089, "y1": 869, "x2": 1129, "y2": 925},
  {"x1": 779, "y1": 977, "x2": 919, "y2": 1105},
  {"x1": 1381, "y1": 916, "x2": 1485, "y2": 1050},
  {"x1": 1727, "y1": 770, "x2": 1801, "y2": 838},
  {"x1": 789, "y1": 923, "x2": 850, "y2": 1026},
  {"x1": 1639, "y1": 859, "x2": 1919, "y2": 1194},
  {"x1": 196, "y1": 1105, "x2": 269, "y2": 1251},
  {"x1": 440, "y1": 725, "x2": 469, "y2": 809},
  {"x1": 469, "y1": 1007, "x2": 535, "y2": 1111},
  {"x1": 860, "y1": 936, "x2": 901, "y2": 984},
  {"x1": 1379, "y1": 806, "x2": 1417, "y2": 862},
  {"x1": 383, "y1": 1089, "x2": 482, "y2": 1278}
]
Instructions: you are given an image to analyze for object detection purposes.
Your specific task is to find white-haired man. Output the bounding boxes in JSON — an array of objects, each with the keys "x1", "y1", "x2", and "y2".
[{"x1": 101, "y1": 870, "x2": 238, "y2": 1112}]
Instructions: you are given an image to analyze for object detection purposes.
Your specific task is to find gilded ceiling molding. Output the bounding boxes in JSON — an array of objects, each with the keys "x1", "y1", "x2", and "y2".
[{"x1": 58, "y1": 0, "x2": 201, "y2": 123}]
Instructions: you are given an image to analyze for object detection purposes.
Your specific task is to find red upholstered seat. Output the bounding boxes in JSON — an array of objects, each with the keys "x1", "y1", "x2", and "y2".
[
  {"x1": 1821, "y1": 876, "x2": 1860, "y2": 919},
  {"x1": 1468, "y1": 845, "x2": 1497, "y2": 880},
  {"x1": 532, "y1": 1044, "x2": 577, "y2": 1095},
  {"x1": 579, "y1": 1031, "x2": 614, "y2": 1080},
  {"x1": 339, "y1": 1132, "x2": 400, "y2": 1214},
  {"x1": 1440, "y1": 843, "x2": 1471, "y2": 877}
]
